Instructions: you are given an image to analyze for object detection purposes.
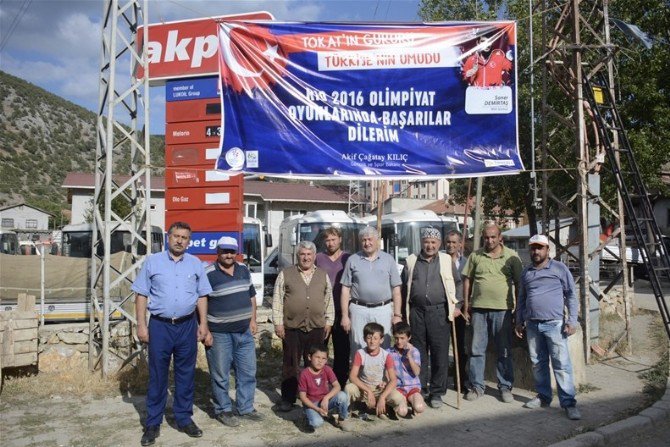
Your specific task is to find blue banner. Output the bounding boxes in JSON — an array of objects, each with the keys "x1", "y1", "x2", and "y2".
[
  {"x1": 216, "y1": 21, "x2": 522, "y2": 179},
  {"x1": 166, "y1": 76, "x2": 220, "y2": 102},
  {"x1": 183, "y1": 231, "x2": 239, "y2": 255}
]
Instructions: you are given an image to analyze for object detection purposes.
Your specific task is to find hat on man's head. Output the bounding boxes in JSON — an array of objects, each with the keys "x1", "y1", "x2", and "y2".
[
  {"x1": 420, "y1": 227, "x2": 442, "y2": 240},
  {"x1": 528, "y1": 234, "x2": 549, "y2": 247},
  {"x1": 217, "y1": 236, "x2": 238, "y2": 251}
]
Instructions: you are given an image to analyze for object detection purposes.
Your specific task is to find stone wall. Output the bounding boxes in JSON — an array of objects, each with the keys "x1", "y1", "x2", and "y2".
[{"x1": 39, "y1": 322, "x2": 131, "y2": 355}]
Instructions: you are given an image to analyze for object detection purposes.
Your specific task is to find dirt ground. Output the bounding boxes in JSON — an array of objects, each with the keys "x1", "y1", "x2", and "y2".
[{"x1": 0, "y1": 310, "x2": 667, "y2": 447}]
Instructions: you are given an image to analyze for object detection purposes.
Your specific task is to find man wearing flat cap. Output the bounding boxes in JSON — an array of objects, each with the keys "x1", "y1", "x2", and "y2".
[
  {"x1": 205, "y1": 236, "x2": 263, "y2": 428},
  {"x1": 514, "y1": 234, "x2": 581, "y2": 420},
  {"x1": 401, "y1": 226, "x2": 460, "y2": 409}
]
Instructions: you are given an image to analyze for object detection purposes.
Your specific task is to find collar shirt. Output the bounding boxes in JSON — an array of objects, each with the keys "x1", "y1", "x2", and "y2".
[
  {"x1": 132, "y1": 250, "x2": 212, "y2": 319},
  {"x1": 516, "y1": 259, "x2": 578, "y2": 326},
  {"x1": 340, "y1": 250, "x2": 402, "y2": 304}
]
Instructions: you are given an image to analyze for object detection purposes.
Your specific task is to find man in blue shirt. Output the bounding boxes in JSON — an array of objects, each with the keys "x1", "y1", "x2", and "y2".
[
  {"x1": 204, "y1": 236, "x2": 263, "y2": 427},
  {"x1": 132, "y1": 221, "x2": 212, "y2": 446},
  {"x1": 514, "y1": 234, "x2": 581, "y2": 420}
]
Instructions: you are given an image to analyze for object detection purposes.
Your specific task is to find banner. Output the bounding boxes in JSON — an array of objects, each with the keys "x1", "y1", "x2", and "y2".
[{"x1": 216, "y1": 21, "x2": 522, "y2": 179}]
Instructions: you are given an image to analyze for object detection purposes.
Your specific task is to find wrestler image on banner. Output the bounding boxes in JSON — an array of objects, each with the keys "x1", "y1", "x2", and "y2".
[{"x1": 461, "y1": 31, "x2": 513, "y2": 87}]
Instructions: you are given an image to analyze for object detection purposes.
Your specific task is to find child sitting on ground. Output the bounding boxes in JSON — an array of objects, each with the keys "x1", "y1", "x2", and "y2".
[
  {"x1": 345, "y1": 322, "x2": 405, "y2": 418},
  {"x1": 388, "y1": 322, "x2": 426, "y2": 417},
  {"x1": 298, "y1": 344, "x2": 353, "y2": 433}
]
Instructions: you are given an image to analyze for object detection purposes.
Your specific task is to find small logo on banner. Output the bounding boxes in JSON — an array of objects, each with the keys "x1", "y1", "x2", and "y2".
[
  {"x1": 246, "y1": 151, "x2": 259, "y2": 168},
  {"x1": 225, "y1": 147, "x2": 245, "y2": 170}
]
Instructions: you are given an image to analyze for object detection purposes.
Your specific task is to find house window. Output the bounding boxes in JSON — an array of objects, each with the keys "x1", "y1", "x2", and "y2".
[
  {"x1": 1, "y1": 218, "x2": 14, "y2": 228},
  {"x1": 284, "y1": 209, "x2": 306, "y2": 219},
  {"x1": 245, "y1": 202, "x2": 257, "y2": 218},
  {"x1": 25, "y1": 219, "x2": 38, "y2": 229}
]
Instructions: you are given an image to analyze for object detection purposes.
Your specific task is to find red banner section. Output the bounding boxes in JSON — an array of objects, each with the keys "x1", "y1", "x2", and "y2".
[
  {"x1": 166, "y1": 97, "x2": 221, "y2": 123},
  {"x1": 166, "y1": 209, "x2": 243, "y2": 232},
  {"x1": 166, "y1": 143, "x2": 221, "y2": 167},
  {"x1": 166, "y1": 186, "x2": 242, "y2": 210},
  {"x1": 137, "y1": 12, "x2": 274, "y2": 84},
  {"x1": 165, "y1": 120, "x2": 221, "y2": 145},
  {"x1": 165, "y1": 168, "x2": 243, "y2": 188}
]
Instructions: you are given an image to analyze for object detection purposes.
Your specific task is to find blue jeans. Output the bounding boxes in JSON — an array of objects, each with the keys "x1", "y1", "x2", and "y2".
[
  {"x1": 526, "y1": 320, "x2": 577, "y2": 408},
  {"x1": 206, "y1": 329, "x2": 257, "y2": 415},
  {"x1": 304, "y1": 391, "x2": 349, "y2": 428},
  {"x1": 468, "y1": 310, "x2": 514, "y2": 392}
]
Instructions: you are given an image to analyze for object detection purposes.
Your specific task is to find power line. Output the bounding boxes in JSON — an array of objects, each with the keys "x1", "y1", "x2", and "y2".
[{"x1": 0, "y1": 0, "x2": 33, "y2": 53}]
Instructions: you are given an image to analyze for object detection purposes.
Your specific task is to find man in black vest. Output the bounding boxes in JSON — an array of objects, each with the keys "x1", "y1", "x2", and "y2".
[
  {"x1": 272, "y1": 240, "x2": 334, "y2": 412},
  {"x1": 401, "y1": 227, "x2": 460, "y2": 409}
]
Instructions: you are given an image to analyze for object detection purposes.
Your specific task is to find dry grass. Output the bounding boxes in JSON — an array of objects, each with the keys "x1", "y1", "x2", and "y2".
[{"x1": 1, "y1": 343, "x2": 214, "y2": 401}]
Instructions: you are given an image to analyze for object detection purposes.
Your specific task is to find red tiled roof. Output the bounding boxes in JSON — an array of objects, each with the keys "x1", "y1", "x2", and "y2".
[
  {"x1": 62, "y1": 173, "x2": 347, "y2": 204},
  {"x1": 244, "y1": 181, "x2": 347, "y2": 203},
  {"x1": 62, "y1": 172, "x2": 165, "y2": 191}
]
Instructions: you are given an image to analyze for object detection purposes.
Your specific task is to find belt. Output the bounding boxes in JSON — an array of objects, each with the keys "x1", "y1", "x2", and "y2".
[
  {"x1": 151, "y1": 312, "x2": 195, "y2": 325},
  {"x1": 350, "y1": 298, "x2": 393, "y2": 308}
]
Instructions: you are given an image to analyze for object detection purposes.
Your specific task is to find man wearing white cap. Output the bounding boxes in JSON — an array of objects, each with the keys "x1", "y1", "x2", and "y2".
[
  {"x1": 514, "y1": 234, "x2": 581, "y2": 420},
  {"x1": 401, "y1": 226, "x2": 459, "y2": 408},
  {"x1": 204, "y1": 236, "x2": 263, "y2": 427}
]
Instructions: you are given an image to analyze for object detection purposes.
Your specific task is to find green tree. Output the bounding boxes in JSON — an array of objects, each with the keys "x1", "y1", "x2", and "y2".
[{"x1": 419, "y1": 0, "x2": 670, "y2": 221}]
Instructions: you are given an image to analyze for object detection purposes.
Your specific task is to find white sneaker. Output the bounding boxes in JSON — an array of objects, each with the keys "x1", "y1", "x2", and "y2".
[{"x1": 524, "y1": 397, "x2": 550, "y2": 409}]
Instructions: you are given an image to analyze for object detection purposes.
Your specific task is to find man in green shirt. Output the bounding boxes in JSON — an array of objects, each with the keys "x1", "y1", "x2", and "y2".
[{"x1": 462, "y1": 223, "x2": 522, "y2": 403}]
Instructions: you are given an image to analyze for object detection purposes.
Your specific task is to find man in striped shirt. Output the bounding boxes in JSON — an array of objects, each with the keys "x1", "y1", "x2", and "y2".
[{"x1": 205, "y1": 236, "x2": 263, "y2": 427}]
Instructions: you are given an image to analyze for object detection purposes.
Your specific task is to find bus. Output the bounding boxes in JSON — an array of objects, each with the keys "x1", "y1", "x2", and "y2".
[
  {"x1": 377, "y1": 210, "x2": 460, "y2": 265},
  {"x1": 0, "y1": 230, "x2": 19, "y2": 255},
  {"x1": 243, "y1": 216, "x2": 271, "y2": 305},
  {"x1": 61, "y1": 222, "x2": 164, "y2": 257},
  {"x1": 277, "y1": 210, "x2": 368, "y2": 269}
]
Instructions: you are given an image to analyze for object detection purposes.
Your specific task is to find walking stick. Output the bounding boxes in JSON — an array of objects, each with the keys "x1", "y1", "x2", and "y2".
[{"x1": 451, "y1": 317, "x2": 461, "y2": 409}]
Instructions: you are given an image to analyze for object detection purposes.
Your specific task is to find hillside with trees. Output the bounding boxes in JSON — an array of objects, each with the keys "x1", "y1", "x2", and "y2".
[{"x1": 0, "y1": 70, "x2": 164, "y2": 225}]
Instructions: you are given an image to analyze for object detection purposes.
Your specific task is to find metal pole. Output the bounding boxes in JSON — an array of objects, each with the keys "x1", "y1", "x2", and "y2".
[
  {"x1": 472, "y1": 177, "x2": 484, "y2": 251},
  {"x1": 40, "y1": 244, "x2": 45, "y2": 327},
  {"x1": 572, "y1": 0, "x2": 591, "y2": 364}
]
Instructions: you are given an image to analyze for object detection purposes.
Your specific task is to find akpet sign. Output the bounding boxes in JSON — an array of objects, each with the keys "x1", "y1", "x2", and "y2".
[{"x1": 136, "y1": 11, "x2": 273, "y2": 83}]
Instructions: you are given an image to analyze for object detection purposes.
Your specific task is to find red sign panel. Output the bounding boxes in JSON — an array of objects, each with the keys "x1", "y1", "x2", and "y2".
[
  {"x1": 165, "y1": 120, "x2": 221, "y2": 145},
  {"x1": 166, "y1": 143, "x2": 221, "y2": 167},
  {"x1": 166, "y1": 168, "x2": 242, "y2": 188},
  {"x1": 137, "y1": 12, "x2": 274, "y2": 83},
  {"x1": 166, "y1": 97, "x2": 220, "y2": 123},
  {"x1": 166, "y1": 209, "x2": 243, "y2": 232},
  {"x1": 166, "y1": 186, "x2": 242, "y2": 210}
]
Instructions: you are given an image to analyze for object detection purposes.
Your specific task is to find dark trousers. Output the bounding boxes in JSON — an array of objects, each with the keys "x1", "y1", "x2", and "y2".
[
  {"x1": 409, "y1": 303, "x2": 451, "y2": 398},
  {"x1": 281, "y1": 327, "x2": 325, "y2": 403},
  {"x1": 454, "y1": 314, "x2": 469, "y2": 389},
  {"x1": 330, "y1": 320, "x2": 351, "y2": 388},
  {"x1": 146, "y1": 316, "x2": 197, "y2": 428}
]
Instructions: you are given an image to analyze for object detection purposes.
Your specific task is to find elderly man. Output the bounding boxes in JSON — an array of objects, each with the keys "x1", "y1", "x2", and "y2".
[
  {"x1": 340, "y1": 226, "x2": 402, "y2": 354},
  {"x1": 463, "y1": 223, "x2": 522, "y2": 403},
  {"x1": 515, "y1": 234, "x2": 581, "y2": 420},
  {"x1": 315, "y1": 226, "x2": 351, "y2": 388},
  {"x1": 445, "y1": 230, "x2": 468, "y2": 388},
  {"x1": 402, "y1": 227, "x2": 459, "y2": 409},
  {"x1": 272, "y1": 240, "x2": 334, "y2": 412},
  {"x1": 204, "y1": 236, "x2": 262, "y2": 428},
  {"x1": 132, "y1": 221, "x2": 212, "y2": 446}
]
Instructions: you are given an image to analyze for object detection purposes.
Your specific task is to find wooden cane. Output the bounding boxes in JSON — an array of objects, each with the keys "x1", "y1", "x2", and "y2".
[{"x1": 451, "y1": 317, "x2": 462, "y2": 409}]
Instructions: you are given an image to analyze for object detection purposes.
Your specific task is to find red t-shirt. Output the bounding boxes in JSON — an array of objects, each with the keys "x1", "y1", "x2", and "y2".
[{"x1": 298, "y1": 365, "x2": 338, "y2": 402}]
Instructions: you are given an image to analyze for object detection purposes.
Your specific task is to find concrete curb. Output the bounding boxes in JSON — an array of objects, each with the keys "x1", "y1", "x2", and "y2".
[{"x1": 548, "y1": 340, "x2": 670, "y2": 447}]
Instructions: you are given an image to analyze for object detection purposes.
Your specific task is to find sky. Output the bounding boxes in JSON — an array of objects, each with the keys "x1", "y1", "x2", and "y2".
[{"x1": 0, "y1": 0, "x2": 422, "y2": 133}]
